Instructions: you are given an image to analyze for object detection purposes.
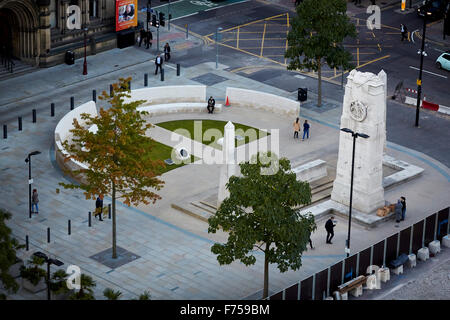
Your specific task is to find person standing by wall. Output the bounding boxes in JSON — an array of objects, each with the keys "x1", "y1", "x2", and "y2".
[
  {"x1": 293, "y1": 117, "x2": 300, "y2": 139},
  {"x1": 31, "y1": 189, "x2": 39, "y2": 214},
  {"x1": 146, "y1": 30, "x2": 153, "y2": 49},
  {"x1": 400, "y1": 196, "x2": 406, "y2": 221},
  {"x1": 302, "y1": 120, "x2": 310, "y2": 140},
  {"x1": 95, "y1": 195, "x2": 104, "y2": 221},
  {"x1": 325, "y1": 216, "x2": 335, "y2": 244},
  {"x1": 395, "y1": 199, "x2": 403, "y2": 227}
]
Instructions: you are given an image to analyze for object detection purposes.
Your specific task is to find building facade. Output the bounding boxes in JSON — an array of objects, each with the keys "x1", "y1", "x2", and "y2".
[{"x1": 0, "y1": 0, "x2": 122, "y2": 68}]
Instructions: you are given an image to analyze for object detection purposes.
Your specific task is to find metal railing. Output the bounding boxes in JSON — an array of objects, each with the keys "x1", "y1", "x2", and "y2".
[{"x1": 0, "y1": 49, "x2": 15, "y2": 73}]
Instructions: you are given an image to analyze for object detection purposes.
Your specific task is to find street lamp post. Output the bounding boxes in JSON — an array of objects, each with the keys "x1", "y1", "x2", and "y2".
[
  {"x1": 33, "y1": 252, "x2": 64, "y2": 300},
  {"x1": 215, "y1": 27, "x2": 222, "y2": 69},
  {"x1": 340, "y1": 128, "x2": 369, "y2": 257},
  {"x1": 415, "y1": 4, "x2": 431, "y2": 127},
  {"x1": 83, "y1": 27, "x2": 88, "y2": 75},
  {"x1": 25, "y1": 151, "x2": 41, "y2": 219}
]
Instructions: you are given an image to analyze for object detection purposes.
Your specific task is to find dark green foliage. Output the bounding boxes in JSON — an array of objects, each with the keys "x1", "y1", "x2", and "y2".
[
  {"x1": 69, "y1": 274, "x2": 96, "y2": 300},
  {"x1": 208, "y1": 152, "x2": 316, "y2": 298},
  {"x1": 19, "y1": 256, "x2": 46, "y2": 286}
]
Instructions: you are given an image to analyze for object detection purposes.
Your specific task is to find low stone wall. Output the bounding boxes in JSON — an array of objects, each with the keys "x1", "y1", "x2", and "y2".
[
  {"x1": 137, "y1": 103, "x2": 222, "y2": 116},
  {"x1": 225, "y1": 87, "x2": 300, "y2": 117},
  {"x1": 123, "y1": 85, "x2": 207, "y2": 105},
  {"x1": 55, "y1": 101, "x2": 97, "y2": 180},
  {"x1": 292, "y1": 159, "x2": 327, "y2": 182}
]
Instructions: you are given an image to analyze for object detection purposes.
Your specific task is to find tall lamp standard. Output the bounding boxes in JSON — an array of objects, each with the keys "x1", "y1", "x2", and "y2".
[
  {"x1": 25, "y1": 151, "x2": 41, "y2": 218},
  {"x1": 415, "y1": 3, "x2": 432, "y2": 127},
  {"x1": 340, "y1": 128, "x2": 369, "y2": 257},
  {"x1": 215, "y1": 27, "x2": 223, "y2": 69},
  {"x1": 33, "y1": 252, "x2": 64, "y2": 300},
  {"x1": 83, "y1": 27, "x2": 88, "y2": 75}
]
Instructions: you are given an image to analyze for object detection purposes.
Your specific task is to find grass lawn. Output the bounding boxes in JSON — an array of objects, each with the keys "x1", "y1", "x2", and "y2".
[
  {"x1": 147, "y1": 140, "x2": 196, "y2": 174},
  {"x1": 156, "y1": 119, "x2": 269, "y2": 149}
]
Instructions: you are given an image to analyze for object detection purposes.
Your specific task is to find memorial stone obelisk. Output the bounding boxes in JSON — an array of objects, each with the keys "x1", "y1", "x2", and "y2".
[
  {"x1": 218, "y1": 121, "x2": 236, "y2": 206},
  {"x1": 331, "y1": 70, "x2": 387, "y2": 213}
]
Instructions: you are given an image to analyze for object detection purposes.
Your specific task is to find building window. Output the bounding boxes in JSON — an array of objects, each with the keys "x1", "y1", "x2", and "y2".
[
  {"x1": 89, "y1": 0, "x2": 98, "y2": 18},
  {"x1": 49, "y1": 0, "x2": 57, "y2": 28}
]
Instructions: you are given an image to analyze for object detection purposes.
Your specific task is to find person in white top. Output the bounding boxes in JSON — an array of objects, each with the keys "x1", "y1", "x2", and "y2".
[{"x1": 155, "y1": 54, "x2": 163, "y2": 75}]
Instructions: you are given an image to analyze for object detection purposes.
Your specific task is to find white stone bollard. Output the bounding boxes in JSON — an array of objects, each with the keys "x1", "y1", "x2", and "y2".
[
  {"x1": 407, "y1": 254, "x2": 416, "y2": 268},
  {"x1": 392, "y1": 265, "x2": 403, "y2": 275},
  {"x1": 428, "y1": 240, "x2": 441, "y2": 255},
  {"x1": 332, "y1": 291, "x2": 341, "y2": 300},
  {"x1": 340, "y1": 292, "x2": 348, "y2": 300},
  {"x1": 325, "y1": 296, "x2": 334, "y2": 300},
  {"x1": 417, "y1": 247, "x2": 429, "y2": 261},
  {"x1": 379, "y1": 267, "x2": 390, "y2": 282},
  {"x1": 442, "y1": 235, "x2": 450, "y2": 248},
  {"x1": 350, "y1": 285, "x2": 363, "y2": 297}
]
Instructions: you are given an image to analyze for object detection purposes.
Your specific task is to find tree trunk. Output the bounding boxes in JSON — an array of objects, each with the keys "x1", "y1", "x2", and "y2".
[
  {"x1": 263, "y1": 249, "x2": 269, "y2": 299},
  {"x1": 112, "y1": 181, "x2": 117, "y2": 259},
  {"x1": 317, "y1": 58, "x2": 322, "y2": 107}
]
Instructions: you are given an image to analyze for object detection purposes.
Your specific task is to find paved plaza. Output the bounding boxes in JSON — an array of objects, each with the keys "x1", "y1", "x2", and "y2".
[{"x1": 1, "y1": 21, "x2": 449, "y2": 300}]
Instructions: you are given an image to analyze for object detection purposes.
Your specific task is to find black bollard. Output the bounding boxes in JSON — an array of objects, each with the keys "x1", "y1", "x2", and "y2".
[
  {"x1": 110, "y1": 84, "x2": 113, "y2": 97},
  {"x1": 108, "y1": 204, "x2": 111, "y2": 219},
  {"x1": 88, "y1": 211, "x2": 91, "y2": 227},
  {"x1": 3, "y1": 124, "x2": 6, "y2": 139},
  {"x1": 161, "y1": 68, "x2": 164, "y2": 82},
  {"x1": 18, "y1": 117, "x2": 22, "y2": 131},
  {"x1": 128, "y1": 81, "x2": 131, "y2": 90},
  {"x1": 93, "y1": 89, "x2": 97, "y2": 102},
  {"x1": 47, "y1": 227, "x2": 50, "y2": 243},
  {"x1": 177, "y1": 63, "x2": 180, "y2": 76},
  {"x1": 51, "y1": 103, "x2": 55, "y2": 117},
  {"x1": 68, "y1": 219, "x2": 71, "y2": 235},
  {"x1": 70, "y1": 97, "x2": 74, "y2": 110},
  {"x1": 26, "y1": 235, "x2": 29, "y2": 251},
  {"x1": 32, "y1": 109, "x2": 36, "y2": 123},
  {"x1": 144, "y1": 73, "x2": 148, "y2": 87}
]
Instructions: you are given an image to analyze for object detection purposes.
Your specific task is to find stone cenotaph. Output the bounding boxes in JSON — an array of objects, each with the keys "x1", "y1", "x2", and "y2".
[
  {"x1": 218, "y1": 121, "x2": 236, "y2": 206},
  {"x1": 331, "y1": 69, "x2": 387, "y2": 213}
]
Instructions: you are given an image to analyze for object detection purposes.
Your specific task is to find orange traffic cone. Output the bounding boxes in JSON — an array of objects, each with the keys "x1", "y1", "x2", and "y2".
[{"x1": 225, "y1": 96, "x2": 230, "y2": 107}]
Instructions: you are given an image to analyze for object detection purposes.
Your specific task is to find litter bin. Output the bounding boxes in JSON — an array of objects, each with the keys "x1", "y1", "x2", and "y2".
[
  {"x1": 65, "y1": 51, "x2": 75, "y2": 65},
  {"x1": 298, "y1": 88, "x2": 307, "y2": 102}
]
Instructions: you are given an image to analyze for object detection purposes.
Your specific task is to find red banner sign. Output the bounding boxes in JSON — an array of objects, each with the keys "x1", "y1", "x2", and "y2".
[{"x1": 116, "y1": 0, "x2": 137, "y2": 32}]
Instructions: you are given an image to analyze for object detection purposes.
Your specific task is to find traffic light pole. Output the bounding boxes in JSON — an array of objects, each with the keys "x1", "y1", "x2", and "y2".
[
  {"x1": 157, "y1": 27, "x2": 160, "y2": 52},
  {"x1": 168, "y1": 0, "x2": 171, "y2": 31},
  {"x1": 415, "y1": 13, "x2": 427, "y2": 127}
]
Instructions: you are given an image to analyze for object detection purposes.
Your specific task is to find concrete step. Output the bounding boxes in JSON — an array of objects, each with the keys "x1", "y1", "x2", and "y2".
[
  {"x1": 190, "y1": 201, "x2": 216, "y2": 214},
  {"x1": 311, "y1": 181, "x2": 334, "y2": 195},
  {"x1": 0, "y1": 61, "x2": 37, "y2": 81},
  {"x1": 171, "y1": 203, "x2": 213, "y2": 222}
]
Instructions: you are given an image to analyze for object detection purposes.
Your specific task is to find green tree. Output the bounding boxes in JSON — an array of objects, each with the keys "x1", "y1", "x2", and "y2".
[
  {"x1": 103, "y1": 288, "x2": 122, "y2": 300},
  {"x1": 0, "y1": 208, "x2": 25, "y2": 295},
  {"x1": 285, "y1": 0, "x2": 356, "y2": 106},
  {"x1": 208, "y1": 152, "x2": 316, "y2": 299},
  {"x1": 69, "y1": 274, "x2": 96, "y2": 300},
  {"x1": 60, "y1": 77, "x2": 165, "y2": 259}
]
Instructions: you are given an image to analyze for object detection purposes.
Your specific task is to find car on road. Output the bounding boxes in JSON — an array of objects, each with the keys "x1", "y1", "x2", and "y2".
[
  {"x1": 436, "y1": 52, "x2": 450, "y2": 70},
  {"x1": 417, "y1": 0, "x2": 449, "y2": 21}
]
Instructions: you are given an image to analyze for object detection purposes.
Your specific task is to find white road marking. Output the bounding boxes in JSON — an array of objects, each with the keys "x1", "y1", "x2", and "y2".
[
  {"x1": 433, "y1": 48, "x2": 445, "y2": 53},
  {"x1": 204, "y1": 0, "x2": 250, "y2": 11},
  {"x1": 411, "y1": 29, "x2": 419, "y2": 44},
  {"x1": 409, "y1": 66, "x2": 448, "y2": 79},
  {"x1": 152, "y1": 0, "x2": 184, "y2": 10},
  {"x1": 294, "y1": 75, "x2": 306, "y2": 79}
]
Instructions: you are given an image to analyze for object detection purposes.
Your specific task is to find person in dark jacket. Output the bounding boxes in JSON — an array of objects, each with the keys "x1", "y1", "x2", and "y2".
[
  {"x1": 146, "y1": 30, "x2": 152, "y2": 49},
  {"x1": 400, "y1": 196, "x2": 406, "y2": 221},
  {"x1": 400, "y1": 24, "x2": 408, "y2": 41},
  {"x1": 95, "y1": 194, "x2": 104, "y2": 221},
  {"x1": 139, "y1": 29, "x2": 145, "y2": 47},
  {"x1": 325, "y1": 216, "x2": 335, "y2": 244},
  {"x1": 207, "y1": 96, "x2": 215, "y2": 114},
  {"x1": 394, "y1": 199, "x2": 402, "y2": 226},
  {"x1": 164, "y1": 43, "x2": 171, "y2": 61},
  {"x1": 31, "y1": 188, "x2": 39, "y2": 214},
  {"x1": 302, "y1": 120, "x2": 310, "y2": 140},
  {"x1": 155, "y1": 54, "x2": 163, "y2": 75}
]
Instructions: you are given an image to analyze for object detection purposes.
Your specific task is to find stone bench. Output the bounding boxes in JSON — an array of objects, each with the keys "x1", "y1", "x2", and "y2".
[
  {"x1": 291, "y1": 159, "x2": 327, "y2": 182},
  {"x1": 337, "y1": 275, "x2": 366, "y2": 298},
  {"x1": 417, "y1": 247, "x2": 429, "y2": 261},
  {"x1": 443, "y1": 235, "x2": 450, "y2": 248},
  {"x1": 428, "y1": 240, "x2": 441, "y2": 255},
  {"x1": 137, "y1": 103, "x2": 223, "y2": 116}
]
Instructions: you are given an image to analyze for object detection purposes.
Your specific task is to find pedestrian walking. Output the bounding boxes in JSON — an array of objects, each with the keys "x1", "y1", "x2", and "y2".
[
  {"x1": 95, "y1": 195, "x2": 104, "y2": 221},
  {"x1": 138, "y1": 29, "x2": 145, "y2": 47},
  {"x1": 31, "y1": 188, "x2": 39, "y2": 214},
  {"x1": 154, "y1": 54, "x2": 163, "y2": 75},
  {"x1": 207, "y1": 96, "x2": 216, "y2": 113},
  {"x1": 400, "y1": 24, "x2": 408, "y2": 41},
  {"x1": 164, "y1": 42, "x2": 171, "y2": 61},
  {"x1": 302, "y1": 120, "x2": 310, "y2": 140},
  {"x1": 325, "y1": 216, "x2": 336, "y2": 244},
  {"x1": 400, "y1": 196, "x2": 406, "y2": 221},
  {"x1": 293, "y1": 117, "x2": 300, "y2": 139},
  {"x1": 394, "y1": 199, "x2": 402, "y2": 227},
  {"x1": 308, "y1": 237, "x2": 314, "y2": 249},
  {"x1": 146, "y1": 30, "x2": 152, "y2": 49}
]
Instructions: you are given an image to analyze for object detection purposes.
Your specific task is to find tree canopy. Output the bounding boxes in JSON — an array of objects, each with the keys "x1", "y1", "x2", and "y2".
[{"x1": 208, "y1": 152, "x2": 316, "y2": 299}]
